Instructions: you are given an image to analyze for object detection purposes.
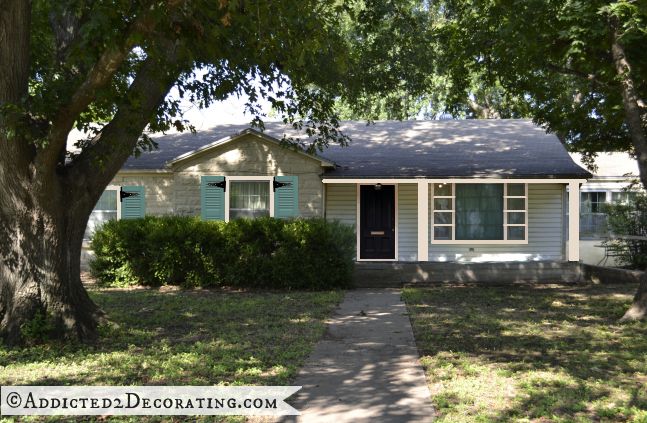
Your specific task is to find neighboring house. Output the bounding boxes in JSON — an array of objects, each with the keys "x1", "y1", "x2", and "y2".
[
  {"x1": 570, "y1": 152, "x2": 642, "y2": 265},
  {"x1": 82, "y1": 119, "x2": 591, "y2": 265}
]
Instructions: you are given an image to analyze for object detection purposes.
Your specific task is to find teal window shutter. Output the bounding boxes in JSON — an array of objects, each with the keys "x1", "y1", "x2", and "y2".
[
  {"x1": 120, "y1": 186, "x2": 145, "y2": 219},
  {"x1": 201, "y1": 176, "x2": 225, "y2": 220},
  {"x1": 274, "y1": 176, "x2": 299, "y2": 218}
]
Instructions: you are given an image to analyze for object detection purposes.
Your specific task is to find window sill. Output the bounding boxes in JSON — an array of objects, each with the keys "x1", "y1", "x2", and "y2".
[{"x1": 431, "y1": 240, "x2": 529, "y2": 245}]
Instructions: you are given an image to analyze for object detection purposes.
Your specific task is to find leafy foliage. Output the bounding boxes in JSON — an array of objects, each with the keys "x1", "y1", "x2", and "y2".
[
  {"x1": 604, "y1": 194, "x2": 647, "y2": 269},
  {"x1": 90, "y1": 216, "x2": 355, "y2": 289},
  {"x1": 13, "y1": 0, "x2": 437, "y2": 156},
  {"x1": 422, "y1": 0, "x2": 646, "y2": 154}
]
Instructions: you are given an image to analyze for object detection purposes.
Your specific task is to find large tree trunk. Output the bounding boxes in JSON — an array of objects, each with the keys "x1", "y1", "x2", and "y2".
[
  {"x1": 620, "y1": 273, "x2": 647, "y2": 322},
  {"x1": 0, "y1": 0, "x2": 182, "y2": 345},
  {"x1": 611, "y1": 29, "x2": 647, "y2": 321},
  {"x1": 0, "y1": 180, "x2": 104, "y2": 345}
]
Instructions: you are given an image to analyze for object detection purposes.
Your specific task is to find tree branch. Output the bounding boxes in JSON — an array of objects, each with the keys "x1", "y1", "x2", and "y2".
[
  {"x1": 64, "y1": 46, "x2": 183, "y2": 195},
  {"x1": 545, "y1": 63, "x2": 611, "y2": 88},
  {"x1": 41, "y1": 0, "x2": 184, "y2": 173}
]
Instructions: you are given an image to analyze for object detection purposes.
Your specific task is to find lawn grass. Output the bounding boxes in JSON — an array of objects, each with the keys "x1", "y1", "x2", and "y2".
[
  {"x1": 403, "y1": 284, "x2": 647, "y2": 423},
  {"x1": 0, "y1": 287, "x2": 343, "y2": 422}
]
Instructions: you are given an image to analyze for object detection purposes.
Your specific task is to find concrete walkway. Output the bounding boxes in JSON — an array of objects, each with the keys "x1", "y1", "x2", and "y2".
[{"x1": 282, "y1": 289, "x2": 434, "y2": 422}]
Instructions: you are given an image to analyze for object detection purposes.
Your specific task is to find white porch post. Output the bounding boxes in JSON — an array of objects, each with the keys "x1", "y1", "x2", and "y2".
[
  {"x1": 568, "y1": 181, "x2": 580, "y2": 262},
  {"x1": 417, "y1": 180, "x2": 429, "y2": 261}
]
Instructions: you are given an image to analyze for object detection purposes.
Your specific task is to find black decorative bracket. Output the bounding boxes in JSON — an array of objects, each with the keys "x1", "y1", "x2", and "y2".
[
  {"x1": 120, "y1": 188, "x2": 140, "y2": 202},
  {"x1": 273, "y1": 178, "x2": 292, "y2": 192},
  {"x1": 207, "y1": 180, "x2": 227, "y2": 192}
]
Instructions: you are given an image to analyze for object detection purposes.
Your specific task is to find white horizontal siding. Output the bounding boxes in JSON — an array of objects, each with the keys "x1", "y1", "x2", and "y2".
[
  {"x1": 398, "y1": 184, "x2": 418, "y2": 261},
  {"x1": 429, "y1": 184, "x2": 565, "y2": 262}
]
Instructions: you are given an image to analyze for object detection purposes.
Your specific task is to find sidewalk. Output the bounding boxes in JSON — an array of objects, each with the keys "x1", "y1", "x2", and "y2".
[{"x1": 282, "y1": 289, "x2": 434, "y2": 422}]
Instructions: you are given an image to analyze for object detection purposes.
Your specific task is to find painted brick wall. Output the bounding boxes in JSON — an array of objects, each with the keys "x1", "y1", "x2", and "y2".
[{"x1": 172, "y1": 134, "x2": 325, "y2": 218}]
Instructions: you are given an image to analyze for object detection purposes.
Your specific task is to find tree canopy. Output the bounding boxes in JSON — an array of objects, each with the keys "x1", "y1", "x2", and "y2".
[
  {"x1": 0, "y1": 0, "x2": 434, "y2": 344},
  {"x1": 425, "y1": 0, "x2": 646, "y2": 156}
]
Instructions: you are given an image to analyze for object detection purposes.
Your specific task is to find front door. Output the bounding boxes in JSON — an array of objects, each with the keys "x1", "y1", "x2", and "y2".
[{"x1": 360, "y1": 185, "x2": 396, "y2": 260}]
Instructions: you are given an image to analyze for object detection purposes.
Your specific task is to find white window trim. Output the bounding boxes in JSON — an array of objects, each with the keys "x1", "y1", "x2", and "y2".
[
  {"x1": 106, "y1": 185, "x2": 122, "y2": 220},
  {"x1": 431, "y1": 182, "x2": 529, "y2": 245},
  {"x1": 224, "y1": 176, "x2": 274, "y2": 222},
  {"x1": 356, "y1": 183, "x2": 399, "y2": 262}
]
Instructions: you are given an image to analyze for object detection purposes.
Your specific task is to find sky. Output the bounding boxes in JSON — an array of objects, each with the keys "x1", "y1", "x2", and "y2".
[
  {"x1": 68, "y1": 90, "x2": 274, "y2": 145},
  {"x1": 177, "y1": 92, "x2": 275, "y2": 130}
]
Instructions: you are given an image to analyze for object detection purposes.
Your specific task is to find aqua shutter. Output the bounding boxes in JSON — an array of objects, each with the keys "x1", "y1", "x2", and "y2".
[
  {"x1": 274, "y1": 176, "x2": 299, "y2": 218},
  {"x1": 201, "y1": 176, "x2": 225, "y2": 220},
  {"x1": 120, "y1": 186, "x2": 145, "y2": 219}
]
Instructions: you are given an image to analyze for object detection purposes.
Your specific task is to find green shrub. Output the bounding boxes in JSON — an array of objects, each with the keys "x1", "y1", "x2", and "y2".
[
  {"x1": 90, "y1": 216, "x2": 355, "y2": 289},
  {"x1": 603, "y1": 193, "x2": 647, "y2": 270}
]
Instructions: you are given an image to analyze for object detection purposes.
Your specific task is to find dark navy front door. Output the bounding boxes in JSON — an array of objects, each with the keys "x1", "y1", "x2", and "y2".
[{"x1": 360, "y1": 185, "x2": 395, "y2": 260}]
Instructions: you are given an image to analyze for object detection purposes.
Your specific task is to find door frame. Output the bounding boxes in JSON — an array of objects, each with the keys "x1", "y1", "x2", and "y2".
[{"x1": 356, "y1": 183, "x2": 399, "y2": 261}]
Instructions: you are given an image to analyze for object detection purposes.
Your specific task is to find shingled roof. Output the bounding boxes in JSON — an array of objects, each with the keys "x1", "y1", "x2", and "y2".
[{"x1": 123, "y1": 119, "x2": 591, "y2": 179}]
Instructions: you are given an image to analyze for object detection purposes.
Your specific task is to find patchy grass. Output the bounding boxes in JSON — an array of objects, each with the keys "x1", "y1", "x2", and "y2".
[
  {"x1": 403, "y1": 284, "x2": 647, "y2": 423},
  {"x1": 0, "y1": 288, "x2": 343, "y2": 422}
]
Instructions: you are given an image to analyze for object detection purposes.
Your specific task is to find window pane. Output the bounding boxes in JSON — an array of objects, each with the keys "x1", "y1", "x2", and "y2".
[
  {"x1": 580, "y1": 213, "x2": 608, "y2": 238},
  {"x1": 84, "y1": 190, "x2": 118, "y2": 240},
  {"x1": 434, "y1": 198, "x2": 452, "y2": 210},
  {"x1": 611, "y1": 192, "x2": 637, "y2": 204},
  {"x1": 507, "y1": 226, "x2": 525, "y2": 240},
  {"x1": 455, "y1": 184, "x2": 503, "y2": 240},
  {"x1": 507, "y1": 183, "x2": 525, "y2": 196},
  {"x1": 434, "y1": 226, "x2": 452, "y2": 240},
  {"x1": 434, "y1": 183, "x2": 452, "y2": 196},
  {"x1": 581, "y1": 192, "x2": 606, "y2": 213},
  {"x1": 95, "y1": 190, "x2": 118, "y2": 211},
  {"x1": 507, "y1": 198, "x2": 525, "y2": 210},
  {"x1": 507, "y1": 212, "x2": 525, "y2": 225},
  {"x1": 230, "y1": 181, "x2": 270, "y2": 219},
  {"x1": 434, "y1": 212, "x2": 452, "y2": 225}
]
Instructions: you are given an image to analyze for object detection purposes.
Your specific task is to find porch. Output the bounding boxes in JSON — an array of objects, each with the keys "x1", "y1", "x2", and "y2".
[{"x1": 324, "y1": 179, "x2": 585, "y2": 263}]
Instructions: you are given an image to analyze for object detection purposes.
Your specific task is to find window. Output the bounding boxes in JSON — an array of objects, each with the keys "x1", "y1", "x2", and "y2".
[
  {"x1": 580, "y1": 192, "x2": 607, "y2": 238},
  {"x1": 84, "y1": 189, "x2": 118, "y2": 241},
  {"x1": 432, "y1": 183, "x2": 453, "y2": 240},
  {"x1": 611, "y1": 191, "x2": 637, "y2": 204},
  {"x1": 456, "y1": 184, "x2": 504, "y2": 240},
  {"x1": 229, "y1": 181, "x2": 270, "y2": 219},
  {"x1": 431, "y1": 183, "x2": 527, "y2": 243}
]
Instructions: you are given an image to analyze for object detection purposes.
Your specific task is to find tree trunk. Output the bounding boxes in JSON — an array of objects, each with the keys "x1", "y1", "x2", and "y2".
[
  {"x1": 611, "y1": 29, "x2": 647, "y2": 321},
  {"x1": 620, "y1": 273, "x2": 647, "y2": 322},
  {"x1": 0, "y1": 182, "x2": 103, "y2": 345}
]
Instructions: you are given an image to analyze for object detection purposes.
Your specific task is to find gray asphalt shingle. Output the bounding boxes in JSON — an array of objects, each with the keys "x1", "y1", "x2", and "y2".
[{"x1": 123, "y1": 119, "x2": 590, "y2": 178}]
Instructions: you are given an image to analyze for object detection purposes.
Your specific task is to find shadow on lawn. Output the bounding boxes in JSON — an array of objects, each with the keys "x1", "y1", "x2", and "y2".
[
  {"x1": 0, "y1": 289, "x2": 343, "y2": 387},
  {"x1": 404, "y1": 284, "x2": 647, "y2": 422}
]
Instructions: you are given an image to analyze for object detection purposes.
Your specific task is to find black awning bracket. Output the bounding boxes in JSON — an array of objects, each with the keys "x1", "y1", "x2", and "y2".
[
  {"x1": 273, "y1": 178, "x2": 293, "y2": 192},
  {"x1": 207, "y1": 180, "x2": 226, "y2": 192}
]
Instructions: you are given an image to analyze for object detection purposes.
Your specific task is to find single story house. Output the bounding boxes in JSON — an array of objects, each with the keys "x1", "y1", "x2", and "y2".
[{"x1": 83, "y1": 119, "x2": 591, "y2": 265}]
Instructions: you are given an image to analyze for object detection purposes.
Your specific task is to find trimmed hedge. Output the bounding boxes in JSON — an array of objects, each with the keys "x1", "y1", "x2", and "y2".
[{"x1": 89, "y1": 216, "x2": 355, "y2": 289}]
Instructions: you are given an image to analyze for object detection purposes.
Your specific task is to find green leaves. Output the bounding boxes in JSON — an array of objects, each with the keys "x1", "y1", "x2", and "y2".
[
  {"x1": 426, "y1": 0, "x2": 646, "y2": 155},
  {"x1": 20, "y1": 0, "x2": 442, "y2": 162}
]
